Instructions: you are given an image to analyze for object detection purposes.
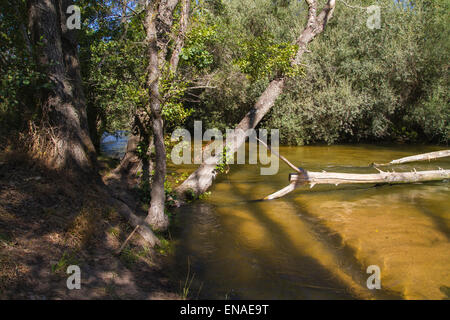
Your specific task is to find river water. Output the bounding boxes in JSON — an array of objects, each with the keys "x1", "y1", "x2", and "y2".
[
  {"x1": 100, "y1": 137, "x2": 450, "y2": 299},
  {"x1": 167, "y1": 144, "x2": 450, "y2": 300}
]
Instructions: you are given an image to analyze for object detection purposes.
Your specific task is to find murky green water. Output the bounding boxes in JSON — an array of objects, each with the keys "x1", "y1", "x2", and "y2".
[{"x1": 168, "y1": 144, "x2": 450, "y2": 300}]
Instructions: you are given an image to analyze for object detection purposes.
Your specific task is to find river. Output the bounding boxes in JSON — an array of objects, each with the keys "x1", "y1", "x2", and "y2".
[
  {"x1": 100, "y1": 136, "x2": 450, "y2": 299},
  {"x1": 167, "y1": 144, "x2": 449, "y2": 300}
]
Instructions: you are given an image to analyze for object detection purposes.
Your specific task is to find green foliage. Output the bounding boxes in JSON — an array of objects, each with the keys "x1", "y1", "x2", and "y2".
[
  {"x1": 187, "y1": 0, "x2": 305, "y2": 130},
  {"x1": 1, "y1": 0, "x2": 448, "y2": 160},
  {"x1": 80, "y1": 17, "x2": 148, "y2": 138},
  {"x1": 188, "y1": 0, "x2": 448, "y2": 145},
  {"x1": 215, "y1": 146, "x2": 232, "y2": 174},
  {"x1": 79, "y1": 0, "x2": 214, "y2": 146},
  {"x1": 236, "y1": 35, "x2": 301, "y2": 80},
  {"x1": 136, "y1": 140, "x2": 149, "y2": 160},
  {"x1": 260, "y1": 0, "x2": 449, "y2": 144},
  {"x1": 160, "y1": 71, "x2": 194, "y2": 132},
  {"x1": 156, "y1": 237, "x2": 173, "y2": 256},
  {"x1": 406, "y1": 77, "x2": 449, "y2": 143},
  {"x1": 180, "y1": 23, "x2": 217, "y2": 69},
  {"x1": 0, "y1": 0, "x2": 49, "y2": 133},
  {"x1": 198, "y1": 191, "x2": 212, "y2": 200},
  {"x1": 119, "y1": 246, "x2": 150, "y2": 267},
  {"x1": 51, "y1": 251, "x2": 79, "y2": 274}
]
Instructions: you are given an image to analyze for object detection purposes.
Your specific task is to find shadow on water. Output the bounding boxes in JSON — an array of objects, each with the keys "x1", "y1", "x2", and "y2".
[
  {"x1": 231, "y1": 180, "x2": 403, "y2": 299},
  {"x1": 414, "y1": 187, "x2": 450, "y2": 241}
]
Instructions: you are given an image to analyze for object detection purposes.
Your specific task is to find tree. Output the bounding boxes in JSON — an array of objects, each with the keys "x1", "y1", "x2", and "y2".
[
  {"x1": 143, "y1": 0, "x2": 191, "y2": 230},
  {"x1": 261, "y1": 0, "x2": 449, "y2": 145},
  {"x1": 27, "y1": 0, "x2": 97, "y2": 173},
  {"x1": 175, "y1": 0, "x2": 336, "y2": 198}
]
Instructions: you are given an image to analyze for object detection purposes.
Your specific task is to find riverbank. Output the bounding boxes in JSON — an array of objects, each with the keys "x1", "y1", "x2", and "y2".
[
  {"x1": 0, "y1": 150, "x2": 179, "y2": 299},
  {"x1": 2, "y1": 143, "x2": 449, "y2": 300}
]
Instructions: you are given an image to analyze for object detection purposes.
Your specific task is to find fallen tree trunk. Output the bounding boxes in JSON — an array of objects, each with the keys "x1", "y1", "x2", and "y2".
[
  {"x1": 264, "y1": 169, "x2": 450, "y2": 200},
  {"x1": 372, "y1": 150, "x2": 450, "y2": 167},
  {"x1": 290, "y1": 169, "x2": 450, "y2": 185}
]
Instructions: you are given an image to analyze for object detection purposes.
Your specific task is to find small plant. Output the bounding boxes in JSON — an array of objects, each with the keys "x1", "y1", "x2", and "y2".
[
  {"x1": 215, "y1": 146, "x2": 232, "y2": 174},
  {"x1": 156, "y1": 237, "x2": 173, "y2": 256},
  {"x1": 119, "y1": 247, "x2": 139, "y2": 267},
  {"x1": 180, "y1": 257, "x2": 195, "y2": 300},
  {"x1": 184, "y1": 188, "x2": 197, "y2": 202},
  {"x1": 135, "y1": 140, "x2": 149, "y2": 161},
  {"x1": 235, "y1": 34, "x2": 302, "y2": 81},
  {"x1": 51, "y1": 251, "x2": 79, "y2": 274},
  {"x1": 107, "y1": 227, "x2": 120, "y2": 238},
  {"x1": 198, "y1": 191, "x2": 211, "y2": 200}
]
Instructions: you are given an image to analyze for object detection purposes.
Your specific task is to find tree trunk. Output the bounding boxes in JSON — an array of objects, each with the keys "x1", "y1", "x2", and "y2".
[
  {"x1": 372, "y1": 150, "x2": 450, "y2": 167},
  {"x1": 175, "y1": 78, "x2": 286, "y2": 197},
  {"x1": 27, "y1": 0, "x2": 161, "y2": 246},
  {"x1": 264, "y1": 169, "x2": 450, "y2": 200},
  {"x1": 144, "y1": 1, "x2": 169, "y2": 231},
  {"x1": 113, "y1": 0, "x2": 185, "y2": 230},
  {"x1": 169, "y1": 0, "x2": 190, "y2": 73},
  {"x1": 157, "y1": 0, "x2": 179, "y2": 68},
  {"x1": 113, "y1": 111, "x2": 151, "y2": 182},
  {"x1": 108, "y1": 197, "x2": 160, "y2": 247},
  {"x1": 175, "y1": 0, "x2": 336, "y2": 199},
  {"x1": 28, "y1": 0, "x2": 96, "y2": 173}
]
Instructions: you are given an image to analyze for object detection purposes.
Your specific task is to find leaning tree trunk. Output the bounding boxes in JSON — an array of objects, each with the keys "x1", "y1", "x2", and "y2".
[
  {"x1": 175, "y1": 0, "x2": 336, "y2": 199},
  {"x1": 28, "y1": 0, "x2": 97, "y2": 173}
]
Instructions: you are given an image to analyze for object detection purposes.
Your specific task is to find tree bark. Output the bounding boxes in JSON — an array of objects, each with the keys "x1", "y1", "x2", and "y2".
[
  {"x1": 113, "y1": 111, "x2": 151, "y2": 182},
  {"x1": 157, "y1": 0, "x2": 179, "y2": 68},
  {"x1": 27, "y1": 0, "x2": 161, "y2": 247},
  {"x1": 169, "y1": 0, "x2": 190, "y2": 73},
  {"x1": 144, "y1": 1, "x2": 169, "y2": 231},
  {"x1": 28, "y1": 0, "x2": 97, "y2": 173},
  {"x1": 117, "y1": 0, "x2": 184, "y2": 180},
  {"x1": 175, "y1": 0, "x2": 336, "y2": 199},
  {"x1": 114, "y1": 0, "x2": 186, "y2": 231}
]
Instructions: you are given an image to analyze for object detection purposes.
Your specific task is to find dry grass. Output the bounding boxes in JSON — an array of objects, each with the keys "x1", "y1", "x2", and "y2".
[
  {"x1": 65, "y1": 205, "x2": 104, "y2": 250},
  {"x1": 0, "y1": 150, "x2": 179, "y2": 299}
]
